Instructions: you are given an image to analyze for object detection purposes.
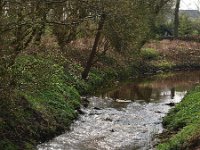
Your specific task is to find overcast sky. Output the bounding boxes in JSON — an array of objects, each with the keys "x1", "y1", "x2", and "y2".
[{"x1": 180, "y1": 0, "x2": 199, "y2": 10}]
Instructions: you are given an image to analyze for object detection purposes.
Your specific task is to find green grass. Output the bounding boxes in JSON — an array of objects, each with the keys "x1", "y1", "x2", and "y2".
[
  {"x1": 157, "y1": 86, "x2": 200, "y2": 150},
  {"x1": 141, "y1": 48, "x2": 160, "y2": 60},
  {"x1": 0, "y1": 55, "x2": 81, "y2": 150},
  {"x1": 154, "y1": 60, "x2": 175, "y2": 70}
]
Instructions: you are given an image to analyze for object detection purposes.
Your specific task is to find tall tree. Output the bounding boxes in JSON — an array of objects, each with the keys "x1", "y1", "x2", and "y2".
[
  {"x1": 82, "y1": 14, "x2": 106, "y2": 80},
  {"x1": 81, "y1": 0, "x2": 174, "y2": 79},
  {"x1": 174, "y1": 0, "x2": 181, "y2": 38}
]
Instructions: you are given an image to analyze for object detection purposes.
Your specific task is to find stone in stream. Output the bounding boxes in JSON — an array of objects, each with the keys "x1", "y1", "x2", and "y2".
[
  {"x1": 154, "y1": 121, "x2": 161, "y2": 125},
  {"x1": 155, "y1": 111, "x2": 162, "y2": 114},
  {"x1": 104, "y1": 117, "x2": 113, "y2": 122},
  {"x1": 88, "y1": 112, "x2": 95, "y2": 116},
  {"x1": 165, "y1": 102, "x2": 175, "y2": 107},
  {"x1": 77, "y1": 109, "x2": 86, "y2": 115},
  {"x1": 93, "y1": 107, "x2": 102, "y2": 110},
  {"x1": 110, "y1": 129, "x2": 115, "y2": 132},
  {"x1": 81, "y1": 96, "x2": 89, "y2": 108},
  {"x1": 116, "y1": 99, "x2": 132, "y2": 103}
]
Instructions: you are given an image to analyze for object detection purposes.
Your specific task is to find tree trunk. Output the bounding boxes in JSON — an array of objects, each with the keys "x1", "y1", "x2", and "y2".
[
  {"x1": 34, "y1": 3, "x2": 47, "y2": 45},
  {"x1": 34, "y1": 20, "x2": 46, "y2": 45},
  {"x1": 174, "y1": 0, "x2": 181, "y2": 38},
  {"x1": 82, "y1": 14, "x2": 106, "y2": 80}
]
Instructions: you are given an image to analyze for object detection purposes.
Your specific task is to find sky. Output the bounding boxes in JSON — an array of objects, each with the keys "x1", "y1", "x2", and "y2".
[{"x1": 180, "y1": 0, "x2": 199, "y2": 10}]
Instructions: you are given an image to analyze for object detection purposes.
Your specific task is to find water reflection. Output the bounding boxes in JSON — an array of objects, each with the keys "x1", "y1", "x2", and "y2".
[{"x1": 100, "y1": 71, "x2": 200, "y2": 103}]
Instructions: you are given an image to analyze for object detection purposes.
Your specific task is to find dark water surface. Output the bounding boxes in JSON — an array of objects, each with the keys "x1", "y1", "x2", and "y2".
[{"x1": 38, "y1": 71, "x2": 200, "y2": 150}]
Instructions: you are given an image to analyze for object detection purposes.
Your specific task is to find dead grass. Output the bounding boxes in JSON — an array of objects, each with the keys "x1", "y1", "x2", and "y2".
[{"x1": 145, "y1": 39, "x2": 200, "y2": 66}]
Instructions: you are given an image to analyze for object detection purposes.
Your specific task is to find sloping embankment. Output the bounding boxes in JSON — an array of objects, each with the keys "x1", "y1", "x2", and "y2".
[{"x1": 157, "y1": 86, "x2": 200, "y2": 150}]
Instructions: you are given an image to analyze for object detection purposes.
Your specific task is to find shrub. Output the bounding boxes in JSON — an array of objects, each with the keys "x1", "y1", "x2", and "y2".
[{"x1": 141, "y1": 48, "x2": 159, "y2": 60}]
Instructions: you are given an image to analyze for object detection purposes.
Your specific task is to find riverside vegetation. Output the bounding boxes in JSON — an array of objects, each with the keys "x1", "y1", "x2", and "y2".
[
  {"x1": 157, "y1": 85, "x2": 200, "y2": 150},
  {"x1": 1, "y1": 0, "x2": 200, "y2": 150}
]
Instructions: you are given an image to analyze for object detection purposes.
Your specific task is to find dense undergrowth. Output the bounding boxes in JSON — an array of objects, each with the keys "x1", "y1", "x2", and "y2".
[{"x1": 157, "y1": 86, "x2": 200, "y2": 150}]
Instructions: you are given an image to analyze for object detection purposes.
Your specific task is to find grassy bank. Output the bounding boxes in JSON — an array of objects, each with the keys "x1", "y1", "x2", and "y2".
[
  {"x1": 157, "y1": 86, "x2": 200, "y2": 150},
  {"x1": 0, "y1": 55, "x2": 82, "y2": 150}
]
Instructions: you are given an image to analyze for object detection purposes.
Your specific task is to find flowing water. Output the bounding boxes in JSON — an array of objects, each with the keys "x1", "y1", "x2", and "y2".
[{"x1": 38, "y1": 71, "x2": 200, "y2": 150}]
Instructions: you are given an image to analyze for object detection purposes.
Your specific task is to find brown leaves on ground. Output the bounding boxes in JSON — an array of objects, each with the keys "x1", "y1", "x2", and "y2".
[{"x1": 145, "y1": 39, "x2": 200, "y2": 66}]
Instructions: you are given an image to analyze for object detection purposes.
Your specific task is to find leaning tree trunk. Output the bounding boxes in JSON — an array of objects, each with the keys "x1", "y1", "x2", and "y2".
[
  {"x1": 82, "y1": 14, "x2": 106, "y2": 80},
  {"x1": 174, "y1": 0, "x2": 181, "y2": 38}
]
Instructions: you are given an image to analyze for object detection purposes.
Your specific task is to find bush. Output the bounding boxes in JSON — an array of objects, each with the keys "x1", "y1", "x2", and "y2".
[{"x1": 141, "y1": 48, "x2": 159, "y2": 60}]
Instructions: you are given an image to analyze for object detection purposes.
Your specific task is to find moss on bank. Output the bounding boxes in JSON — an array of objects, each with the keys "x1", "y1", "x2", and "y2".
[
  {"x1": 0, "y1": 55, "x2": 81, "y2": 150},
  {"x1": 157, "y1": 86, "x2": 200, "y2": 150}
]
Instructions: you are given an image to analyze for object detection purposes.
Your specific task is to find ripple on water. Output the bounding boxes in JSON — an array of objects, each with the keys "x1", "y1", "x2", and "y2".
[{"x1": 38, "y1": 100, "x2": 175, "y2": 150}]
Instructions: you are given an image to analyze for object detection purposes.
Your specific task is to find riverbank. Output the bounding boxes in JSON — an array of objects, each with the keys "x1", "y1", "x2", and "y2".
[
  {"x1": 0, "y1": 55, "x2": 82, "y2": 150},
  {"x1": 157, "y1": 85, "x2": 200, "y2": 150},
  {"x1": 145, "y1": 39, "x2": 200, "y2": 70},
  {"x1": 1, "y1": 38, "x2": 200, "y2": 150}
]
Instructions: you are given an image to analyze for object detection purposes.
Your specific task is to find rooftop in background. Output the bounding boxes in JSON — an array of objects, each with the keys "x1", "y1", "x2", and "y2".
[
  {"x1": 166, "y1": 9, "x2": 200, "y2": 21},
  {"x1": 179, "y1": 10, "x2": 200, "y2": 19}
]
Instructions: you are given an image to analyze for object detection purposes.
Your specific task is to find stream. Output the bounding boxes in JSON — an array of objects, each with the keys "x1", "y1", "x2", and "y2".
[{"x1": 38, "y1": 71, "x2": 200, "y2": 150}]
